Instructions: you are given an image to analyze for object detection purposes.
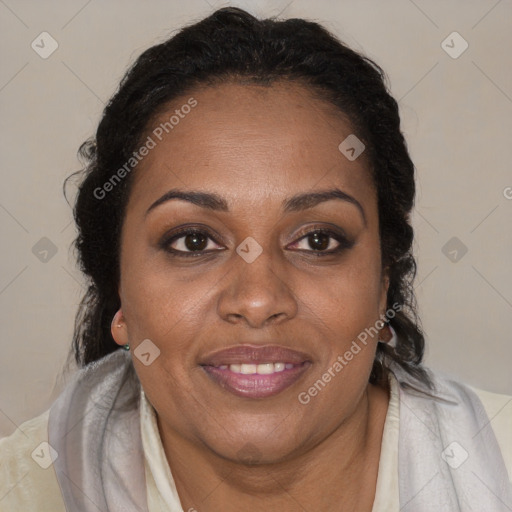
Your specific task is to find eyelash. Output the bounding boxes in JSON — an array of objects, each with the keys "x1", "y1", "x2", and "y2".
[{"x1": 159, "y1": 225, "x2": 354, "y2": 258}]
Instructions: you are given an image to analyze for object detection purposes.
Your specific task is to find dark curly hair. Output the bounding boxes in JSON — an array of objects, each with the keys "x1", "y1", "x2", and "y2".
[{"x1": 64, "y1": 6, "x2": 430, "y2": 387}]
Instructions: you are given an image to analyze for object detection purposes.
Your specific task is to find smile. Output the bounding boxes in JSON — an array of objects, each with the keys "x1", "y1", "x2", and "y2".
[
  {"x1": 200, "y1": 344, "x2": 313, "y2": 398},
  {"x1": 217, "y1": 362, "x2": 296, "y2": 374}
]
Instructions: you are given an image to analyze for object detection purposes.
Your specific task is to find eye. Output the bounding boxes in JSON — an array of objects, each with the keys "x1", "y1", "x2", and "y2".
[
  {"x1": 288, "y1": 226, "x2": 354, "y2": 255},
  {"x1": 160, "y1": 224, "x2": 354, "y2": 258},
  {"x1": 160, "y1": 227, "x2": 224, "y2": 257}
]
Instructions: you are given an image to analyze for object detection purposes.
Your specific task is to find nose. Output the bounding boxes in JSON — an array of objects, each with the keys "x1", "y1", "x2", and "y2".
[{"x1": 217, "y1": 247, "x2": 298, "y2": 328}]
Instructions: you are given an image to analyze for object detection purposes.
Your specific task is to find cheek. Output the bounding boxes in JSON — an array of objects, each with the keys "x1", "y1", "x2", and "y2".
[
  {"x1": 294, "y1": 258, "x2": 382, "y2": 424},
  {"x1": 120, "y1": 254, "x2": 209, "y2": 339},
  {"x1": 308, "y1": 249, "x2": 384, "y2": 339},
  {"x1": 121, "y1": 232, "x2": 383, "y2": 345}
]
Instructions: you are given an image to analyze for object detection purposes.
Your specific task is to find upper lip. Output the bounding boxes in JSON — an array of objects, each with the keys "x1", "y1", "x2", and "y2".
[{"x1": 200, "y1": 344, "x2": 312, "y2": 366}]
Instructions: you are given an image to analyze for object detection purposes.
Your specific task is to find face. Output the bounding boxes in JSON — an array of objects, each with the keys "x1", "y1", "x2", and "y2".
[{"x1": 112, "y1": 81, "x2": 389, "y2": 464}]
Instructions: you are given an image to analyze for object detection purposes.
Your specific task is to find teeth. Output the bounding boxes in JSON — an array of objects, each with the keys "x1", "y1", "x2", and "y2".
[
  {"x1": 256, "y1": 363, "x2": 274, "y2": 375},
  {"x1": 240, "y1": 364, "x2": 257, "y2": 374},
  {"x1": 222, "y1": 362, "x2": 291, "y2": 374}
]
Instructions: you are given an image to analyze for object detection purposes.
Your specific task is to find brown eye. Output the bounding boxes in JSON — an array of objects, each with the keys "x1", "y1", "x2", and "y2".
[
  {"x1": 181, "y1": 231, "x2": 209, "y2": 251},
  {"x1": 305, "y1": 231, "x2": 331, "y2": 251},
  {"x1": 160, "y1": 228, "x2": 224, "y2": 257},
  {"x1": 289, "y1": 227, "x2": 354, "y2": 255}
]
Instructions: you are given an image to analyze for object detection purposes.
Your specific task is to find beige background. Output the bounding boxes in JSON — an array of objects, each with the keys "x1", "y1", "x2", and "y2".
[{"x1": 0, "y1": 0, "x2": 511, "y2": 437}]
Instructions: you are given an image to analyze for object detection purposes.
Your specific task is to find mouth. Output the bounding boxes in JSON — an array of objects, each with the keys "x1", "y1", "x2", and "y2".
[{"x1": 200, "y1": 345, "x2": 312, "y2": 399}]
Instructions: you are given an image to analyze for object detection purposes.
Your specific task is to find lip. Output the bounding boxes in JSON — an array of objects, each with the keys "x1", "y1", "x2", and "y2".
[
  {"x1": 200, "y1": 344, "x2": 313, "y2": 399},
  {"x1": 200, "y1": 344, "x2": 312, "y2": 366}
]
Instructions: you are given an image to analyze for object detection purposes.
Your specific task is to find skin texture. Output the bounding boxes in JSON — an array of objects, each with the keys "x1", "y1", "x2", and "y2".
[{"x1": 112, "y1": 81, "x2": 390, "y2": 511}]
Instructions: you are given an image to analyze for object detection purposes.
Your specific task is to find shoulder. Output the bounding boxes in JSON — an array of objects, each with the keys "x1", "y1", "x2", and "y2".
[
  {"x1": 0, "y1": 410, "x2": 66, "y2": 512},
  {"x1": 391, "y1": 365, "x2": 512, "y2": 483},
  {"x1": 469, "y1": 384, "x2": 512, "y2": 481},
  {"x1": 426, "y1": 369, "x2": 512, "y2": 483}
]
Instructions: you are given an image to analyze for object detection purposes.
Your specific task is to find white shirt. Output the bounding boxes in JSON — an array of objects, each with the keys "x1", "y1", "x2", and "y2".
[{"x1": 1, "y1": 371, "x2": 511, "y2": 511}]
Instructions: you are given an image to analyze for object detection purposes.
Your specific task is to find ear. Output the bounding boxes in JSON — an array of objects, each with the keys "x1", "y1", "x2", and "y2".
[
  {"x1": 379, "y1": 268, "x2": 390, "y2": 317},
  {"x1": 378, "y1": 270, "x2": 393, "y2": 343},
  {"x1": 111, "y1": 308, "x2": 129, "y2": 347}
]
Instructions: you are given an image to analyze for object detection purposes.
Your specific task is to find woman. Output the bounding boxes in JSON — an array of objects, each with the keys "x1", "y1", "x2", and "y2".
[{"x1": 1, "y1": 7, "x2": 510, "y2": 512}]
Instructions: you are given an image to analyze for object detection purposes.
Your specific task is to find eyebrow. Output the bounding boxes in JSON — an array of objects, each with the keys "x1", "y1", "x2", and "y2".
[{"x1": 145, "y1": 187, "x2": 366, "y2": 225}]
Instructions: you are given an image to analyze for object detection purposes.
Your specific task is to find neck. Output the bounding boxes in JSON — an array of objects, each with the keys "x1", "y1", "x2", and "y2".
[{"x1": 158, "y1": 382, "x2": 389, "y2": 512}]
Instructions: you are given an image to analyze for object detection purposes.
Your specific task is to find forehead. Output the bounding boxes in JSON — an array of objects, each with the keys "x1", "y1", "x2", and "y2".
[{"x1": 128, "y1": 81, "x2": 375, "y2": 212}]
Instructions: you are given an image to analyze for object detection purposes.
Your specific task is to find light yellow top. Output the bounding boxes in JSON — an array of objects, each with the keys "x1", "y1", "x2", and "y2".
[{"x1": 1, "y1": 373, "x2": 511, "y2": 511}]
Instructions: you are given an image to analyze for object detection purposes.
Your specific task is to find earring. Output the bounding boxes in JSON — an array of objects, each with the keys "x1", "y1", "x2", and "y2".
[
  {"x1": 111, "y1": 310, "x2": 128, "y2": 351},
  {"x1": 388, "y1": 324, "x2": 397, "y2": 347},
  {"x1": 378, "y1": 323, "x2": 397, "y2": 348},
  {"x1": 379, "y1": 324, "x2": 397, "y2": 347}
]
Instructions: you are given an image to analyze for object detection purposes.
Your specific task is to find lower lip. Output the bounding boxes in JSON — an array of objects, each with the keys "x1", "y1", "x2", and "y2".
[{"x1": 201, "y1": 362, "x2": 312, "y2": 399}]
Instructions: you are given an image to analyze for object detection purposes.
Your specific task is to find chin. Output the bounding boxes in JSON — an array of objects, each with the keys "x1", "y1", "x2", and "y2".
[{"x1": 202, "y1": 425, "x2": 307, "y2": 466}]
